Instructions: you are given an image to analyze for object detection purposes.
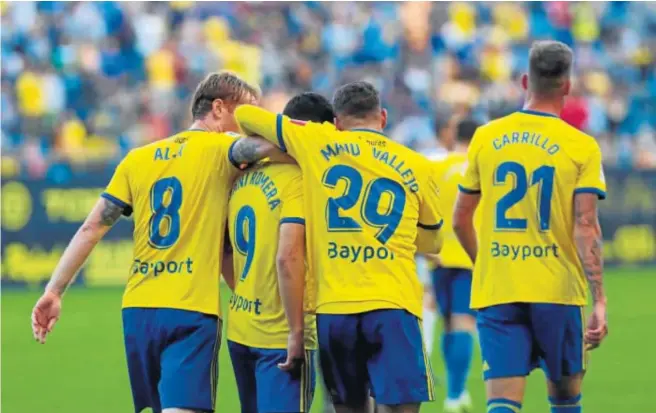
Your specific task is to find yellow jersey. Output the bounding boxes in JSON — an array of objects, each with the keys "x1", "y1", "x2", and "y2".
[
  {"x1": 234, "y1": 105, "x2": 444, "y2": 318},
  {"x1": 459, "y1": 110, "x2": 606, "y2": 309},
  {"x1": 431, "y1": 151, "x2": 474, "y2": 270},
  {"x1": 103, "y1": 129, "x2": 243, "y2": 316},
  {"x1": 227, "y1": 163, "x2": 317, "y2": 349}
]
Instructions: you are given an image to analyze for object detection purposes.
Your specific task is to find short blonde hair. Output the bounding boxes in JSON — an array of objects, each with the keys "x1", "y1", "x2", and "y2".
[{"x1": 190, "y1": 71, "x2": 261, "y2": 119}]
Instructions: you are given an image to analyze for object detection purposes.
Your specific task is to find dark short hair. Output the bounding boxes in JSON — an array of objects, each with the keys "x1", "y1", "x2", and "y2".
[
  {"x1": 528, "y1": 40, "x2": 573, "y2": 96},
  {"x1": 190, "y1": 71, "x2": 260, "y2": 119},
  {"x1": 332, "y1": 81, "x2": 381, "y2": 119},
  {"x1": 456, "y1": 117, "x2": 481, "y2": 143},
  {"x1": 283, "y1": 92, "x2": 335, "y2": 123}
]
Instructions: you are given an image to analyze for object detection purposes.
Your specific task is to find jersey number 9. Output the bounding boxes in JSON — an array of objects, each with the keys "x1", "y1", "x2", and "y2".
[
  {"x1": 322, "y1": 164, "x2": 406, "y2": 244},
  {"x1": 494, "y1": 162, "x2": 554, "y2": 231},
  {"x1": 234, "y1": 205, "x2": 256, "y2": 280},
  {"x1": 148, "y1": 177, "x2": 183, "y2": 249}
]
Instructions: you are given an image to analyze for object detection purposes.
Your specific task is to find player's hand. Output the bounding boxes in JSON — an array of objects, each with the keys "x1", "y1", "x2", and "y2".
[
  {"x1": 31, "y1": 290, "x2": 62, "y2": 344},
  {"x1": 278, "y1": 331, "x2": 305, "y2": 372},
  {"x1": 585, "y1": 302, "x2": 608, "y2": 351}
]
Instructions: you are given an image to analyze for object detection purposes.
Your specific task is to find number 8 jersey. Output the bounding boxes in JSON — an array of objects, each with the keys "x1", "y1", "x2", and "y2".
[
  {"x1": 103, "y1": 130, "x2": 242, "y2": 316},
  {"x1": 459, "y1": 110, "x2": 606, "y2": 309},
  {"x1": 233, "y1": 105, "x2": 444, "y2": 318}
]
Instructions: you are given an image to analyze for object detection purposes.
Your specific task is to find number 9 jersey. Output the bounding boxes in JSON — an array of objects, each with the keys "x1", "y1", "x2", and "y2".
[
  {"x1": 233, "y1": 105, "x2": 444, "y2": 318},
  {"x1": 459, "y1": 110, "x2": 606, "y2": 309},
  {"x1": 103, "y1": 130, "x2": 243, "y2": 316}
]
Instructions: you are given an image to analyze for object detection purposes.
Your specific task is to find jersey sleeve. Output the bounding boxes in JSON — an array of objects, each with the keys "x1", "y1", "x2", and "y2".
[
  {"x1": 218, "y1": 134, "x2": 246, "y2": 178},
  {"x1": 102, "y1": 155, "x2": 133, "y2": 216},
  {"x1": 574, "y1": 142, "x2": 606, "y2": 200},
  {"x1": 418, "y1": 169, "x2": 444, "y2": 231},
  {"x1": 234, "y1": 104, "x2": 325, "y2": 161},
  {"x1": 458, "y1": 130, "x2": 483, "y2": 194},
  {"x1": 279, "y1": 169, "x2": 305, "y2": 225}
]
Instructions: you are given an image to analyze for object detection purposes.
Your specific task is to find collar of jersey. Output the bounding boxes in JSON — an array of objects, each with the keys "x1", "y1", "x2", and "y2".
[
  {"x1": 350, "y1": 128, "x2": 387, "y2": 137},
  {"x1": 518, "y1": 109, "x2": 558, "y2": 118},
  {"x1": 187, "y1": 128, "x2": 208, "y2": 132}
]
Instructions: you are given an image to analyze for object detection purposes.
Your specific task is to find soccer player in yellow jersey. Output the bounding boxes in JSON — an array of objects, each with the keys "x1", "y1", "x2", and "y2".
[
  {"x1": 230, "y1": 82, "x2": 444, "y2": 413},
  {"x1": 453, "y1": 41, "x2": 608, "y2": 413},
  {"x1": 429, "y1": 117, "x2": 482, "y2": 413},
  {"x1": 31, "y1": 72, "x2": 260, "y2": 413},
  {"x1": 226, "y1": 93, "x2": 335, "y2": 413}
]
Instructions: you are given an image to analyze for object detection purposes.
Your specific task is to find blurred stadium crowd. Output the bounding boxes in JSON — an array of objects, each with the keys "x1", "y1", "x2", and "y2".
[{"x1": 2, "y1": 1, "x2": 656, "y2": 183}]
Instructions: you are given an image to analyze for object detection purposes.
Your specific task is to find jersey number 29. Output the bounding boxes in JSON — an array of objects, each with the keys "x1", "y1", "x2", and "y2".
[{"x1": 323, "y1": 164, "x2": 406, "y2": 244}]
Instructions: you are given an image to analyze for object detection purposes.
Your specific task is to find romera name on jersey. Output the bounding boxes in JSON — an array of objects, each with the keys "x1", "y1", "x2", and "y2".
[
  {"x1": 490, "y1": 241, "x2": 560, "y2": 260},
  {"x1": 492, "y1": 131, "x2": 560, "y2": 155},
  {"x1": 327, "y1": 241, "x2": 395, "y2": 263},
  {"x1": 231, "y1": 170, "x2": 281, "y2": 210}
]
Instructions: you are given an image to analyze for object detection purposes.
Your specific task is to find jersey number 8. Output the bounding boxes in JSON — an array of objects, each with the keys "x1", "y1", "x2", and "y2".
[
  {"x1": 322, "y1": 164, "x2": 406, "y2": 244},
  {"x1": 148, "y1": 177, "x2": 183, "y2": 249}
]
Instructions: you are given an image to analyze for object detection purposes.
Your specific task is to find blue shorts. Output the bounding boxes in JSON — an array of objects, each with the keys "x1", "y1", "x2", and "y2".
[
  {"x1": 432, "y1": 267, "x2": 475, "y2": 317},
  {"x1": 122, "y1": 308, "x2": 221, "y2": 413},
  {"x1": 477, "y1": 303, "x2": 585, "y2": 382},
  {"x1": 317, "y1": 309, "x2": 435, "y2": 407},
  {"x1": 228, "y1": 341, "x2": 316, "y2": 413}
]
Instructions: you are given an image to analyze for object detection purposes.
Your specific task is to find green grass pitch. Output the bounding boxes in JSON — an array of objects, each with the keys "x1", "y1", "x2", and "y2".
[{"x1": 2, "y1": 268, "x2": 653, "y2": 413}]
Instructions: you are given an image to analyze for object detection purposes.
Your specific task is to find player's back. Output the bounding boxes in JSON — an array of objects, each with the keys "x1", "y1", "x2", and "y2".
[
  {"x1": 461, "y1": 110, "x2": 606, "y2": 308},
  {"x1": 226, "y1": 162, "x2": 317, "y2": 349},
  {"x1": 432, "y1": 151, "x2": 475, "y2": 270},
  {"x1": 104, "y1": 130, "x2": 241, "y2": 316},
  {"x1": 281, "y1": 122, "x2": 443, "y2": 318}
]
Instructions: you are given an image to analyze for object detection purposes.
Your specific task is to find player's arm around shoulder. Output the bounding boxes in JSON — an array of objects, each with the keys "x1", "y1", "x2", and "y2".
[
  {"x1": 234, "y1": 104, "x2": 331, "y2": 164},
  {"x1": 32, "y1": 155, "x2": 133, "y2": 344}
]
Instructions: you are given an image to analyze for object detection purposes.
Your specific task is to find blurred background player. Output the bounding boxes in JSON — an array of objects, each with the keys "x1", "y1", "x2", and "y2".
[
  {"x1": 230, "y1": 81, "x2": 444, "y2": 413},
  {"x1": 427, "y1": 116, "x2": 482, "y2": 413},
  {"x1": 225, "y1": 92, "x2": 335, "y2": 413},
  {"x1": 453, "y1": 41, "x2": 608, "y2": 413},
  {"x1": 31, "y1": 72, "x2": 259, "y2": 413}
]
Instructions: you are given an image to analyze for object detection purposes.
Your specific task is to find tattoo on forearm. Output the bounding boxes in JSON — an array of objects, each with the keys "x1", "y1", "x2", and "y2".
[
  {"x1": 231, "y1": 137, "x2": 271, "y2": 164},
  {"x1": 100, "y1": 199, "x2": 124, "y2": 226},
  {"x1": 574, "y1": 195, "x2": 605, "y2": 303}
]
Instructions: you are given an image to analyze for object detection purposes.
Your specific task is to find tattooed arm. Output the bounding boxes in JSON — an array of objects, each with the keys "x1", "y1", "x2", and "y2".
[
  {"x1": 231, "y1": 136, "x2": 295, "y2": 166},
  {"x1": 573, "y1": 193, "x2": 605, "y2": 304},
  {"x1": 45, "y1": 198, "x2": 125, "y2": 296},
  {"x1": 574, "y1": 193, "x2": 608, "y2": 349}
]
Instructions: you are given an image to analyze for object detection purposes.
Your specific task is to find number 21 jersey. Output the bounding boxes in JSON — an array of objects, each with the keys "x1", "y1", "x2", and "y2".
[
  {"x1": 460, "y1": 110, "x2": 606, "y2": 309},
  {"x1": 103, "y1": 130, "x2": 242, "y2": 316},
  {"x1": 234, "y1": 106, "x2": 444, "y2": 318}
]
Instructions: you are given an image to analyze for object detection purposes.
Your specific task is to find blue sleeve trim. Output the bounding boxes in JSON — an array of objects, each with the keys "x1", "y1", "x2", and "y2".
[
  {"x1": 280, "y1": 217, "x2": 305, "y2": 225},
  {"x1": 418, "y1": 219, "x2": 443, "y2": 230},
  {"x1": 574, "y1": 187, "x2": 606, "y2": 200},
  {"x1": 276, "y1": 114, "x2": 288, "y2": 153},
  {"x1": 101, "y1": 193, "x2": 133, "y2": 217},
  {"x1": 458, "y1": 185, "x2": 481, "y2": 194}
]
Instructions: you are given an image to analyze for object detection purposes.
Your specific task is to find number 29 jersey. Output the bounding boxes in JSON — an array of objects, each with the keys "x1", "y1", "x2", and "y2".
[
  {"x1": 234, "y1": 105, "x2": 444, "y2": 318},
  {"x1": 103, "y1": 130, "x2": 242, "y2": 316},
  {"x1": 459, "y1": 110, "x2": 606, "y2": 309}
]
